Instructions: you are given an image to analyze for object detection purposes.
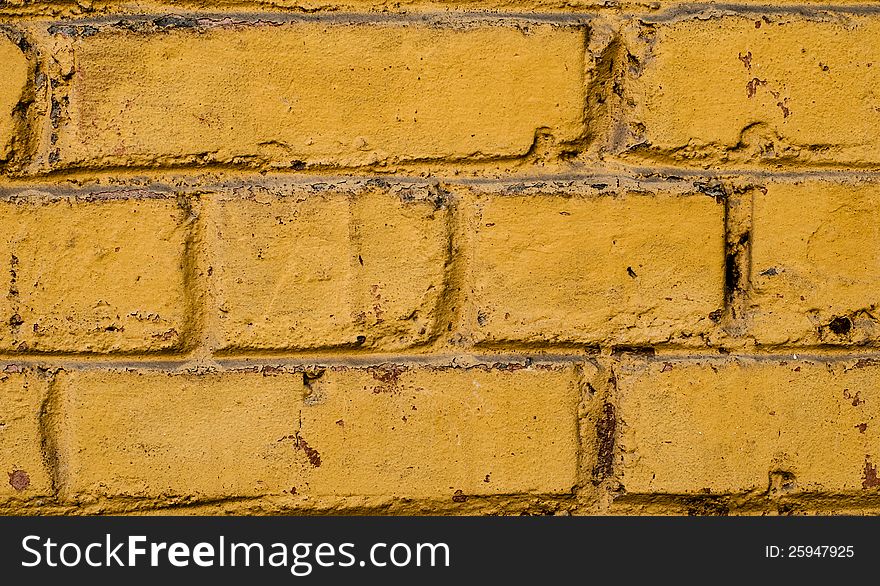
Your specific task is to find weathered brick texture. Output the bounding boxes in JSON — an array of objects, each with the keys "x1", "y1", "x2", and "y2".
[
  {"x1": 55, "y1": 365, "x2": 579, "y2": 506},
  {"x1": 50, "y1": 23, "x2": 586, "y2": 171},
  {"x1": 209, "y1": 189, "x2": 449, "y2": 352},
  {"x1": 468, "y1": 189, "x2": 724, "y2": 346},
  {"x1": 0, "y1": 371, "x2": 51, "y2": 502},
  {"x1": 0, "y1": 4, "x2": 878, "y2": 515},
  {"x1": 0, "y1": 195, "x2": 189, "y2": 353},
  {"x1": 616, "y1": 357, "x2": 880, "y2": 495},
  {"x1": 620, "y1": 14, "x2": 880, "y2": 167},
  {"x1": 0, "y1": 35, "x2": 27, "y2": 165},
  {"x1": 748, "y1": 180, "x2": 880, "y2": 345}
]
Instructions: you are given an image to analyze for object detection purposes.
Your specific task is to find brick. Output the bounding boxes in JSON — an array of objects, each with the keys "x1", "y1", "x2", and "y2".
[
  {"x1": 210, "y1": 190, "x2": 448, "y2": 351},
  {"x1": 469, "y1": 191, "x2": 725, "y2": 345},
  {"x1": 57, "y1": 365, "x2": 579, "y2": 501},
  {"x1": 749, "y1": 181, "x2": 880, "y2": 345},
  {"x1": 617, "y1": 358, "x2": 880, "y2": 494},
  {"x1": 54, "y1": 23, "x2": 586, "y2": 170},
  {"x1": 0, "y1": 196, "x2": 189, "y2": 352},
  {"x1": 623, "y1": 15, "x2": 880, "y2": 166},
  {"x1": 0, "y1": 370, "x2": 52, "y2": 501},
  {"x1": 0, "y1": 35, "x2": 27, "y2": 164}
]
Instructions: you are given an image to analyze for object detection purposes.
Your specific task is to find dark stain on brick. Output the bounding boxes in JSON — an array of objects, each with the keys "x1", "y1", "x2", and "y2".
[
  {"x1": 294, "y1": 432, "x2": 321, "y2": 468},
  {"x1": 685, "y1": 496, "x2": 730, "y2": 516},
  {"x1": 843, "y1": 388, "x2": 865, "y2": 407},
  {"x1": 47, "y1": 24, "x2": 99, "y2": 38},
  {"x1": 863, "y1": 457, "x2": 880, "y2": 489},
  {"x1": 452, "y1": 490, "x2": 468, "y2": 503},
  {"x1": 828, "y1": 316, "x2": 852, "y2": 336},
  {"x1": 153, "y1": 15, "x2": 200, "y2": 29},
  {"x1": 262, "y1": 365, "x2": 284, "y2": 376},
  {"x1": 725, "y1": 252, "x2": 741, "y2": 297},
  {"x1": 768, "y1": 470, "x2": 796, "y2": 494},
  {"x1": 9, "y1": 253, "x2": 18, "y2": 298},
  {"x1": 626, "y1": 266, "x2": 637, "y2": 278},
  {"x1": 369, "y1": 364, "x2": 406, "y2": 393},
  {"x1": 738, "y1": 51, "x2": 752, "y2": 70},
  {"x1": 302, "y1": 369, "x2": 325, "y2": 391},
  {"x1": 746, "y1": 78, "x2": 767, "y2": 98},
  {"x1": 694, "y1": 181, "x2": 726, "y2": 203},
  {"x1": 851, "y1": 358, "x2": 880, "y2": 370},
  {"x1": 610, "y1": 346, "x2": 655, "y2": 356},
  {"x1": 856, "y1": 423, "x2": 868, "y2": 433},
  {"x1": 592, "y1": 401, "x2": 616, "y2": 485},
  {"x1": 7, "y1": 469, "x2": 29, "y2": 491}
]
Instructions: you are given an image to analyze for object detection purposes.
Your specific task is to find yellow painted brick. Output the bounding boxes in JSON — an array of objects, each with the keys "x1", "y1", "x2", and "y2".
[
  {"x1": 749, "y1": 181, "x2": 880, "y2": 345},
  {"x1": 211, "y1": 190, "x2": 448, "y2": 351},
  {"x1": 469, "y1": 191, "x2": 725, "y2": 345},
  {"x1": 0, "y1": 370, "x2": 52, "y2": 501},
  {"x1": 299, "y1": 365, "x2": 580, "y2": 498},
  {"x1": 55, "y1": 23, "x2": 586, "y2": 169},
  {"x1": 57, "y1": 365, "x2": 579, "y2": 501},
  {"x1": 0, "y1": 196, "x2": 188, "y2": 352},
  {"x1": 626, "y1": 15, "x2": 880, "y2": 166},
  {"x1": 0, "y1": 35, "x2": 27, "y2": 164},
  {"x1": 617, "y1": 358, "x2": 880, "y2": 494}
]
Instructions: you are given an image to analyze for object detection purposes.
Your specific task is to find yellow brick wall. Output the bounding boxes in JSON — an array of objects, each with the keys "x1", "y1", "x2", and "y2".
[{"x1": 0, "y1": 4, "x2": 878, "y2": 516}]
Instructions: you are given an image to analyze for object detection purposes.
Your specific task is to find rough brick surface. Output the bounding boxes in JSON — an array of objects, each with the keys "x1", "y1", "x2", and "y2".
[
  {"x1": 56, "y1": 365, "x2": 579, "y2": 504},
  {"x1": 53, "y1": 23, "x2": 586, "y2": 170},
  {"x1": 617, "y1": 358, "x2": 880, "y2": 495},
  {"x1": 0, "y1": 370, "x2": 51, "y2": 502},
  {"x1": 622, "y1": 15, "x2": 880, "y2": 167},
  {"x1": 0, "y1": 35, "x2": 27, "y2": 165},
  {"x1": 749, "y1": 180, "x2": 880, "y2": 345},
  {"x1": 210, "y1": 189, "x2": 449, "y2": 351},
  {"x1": 469, "y1": 190, "x2": 725, "y2": 345},
  {"x1": 0, "y1": 196, "x2": 189, "y2": 353}
]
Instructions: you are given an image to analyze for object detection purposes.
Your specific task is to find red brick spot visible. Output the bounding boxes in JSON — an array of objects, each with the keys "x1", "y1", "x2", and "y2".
[
  {"x1": 294, "y1": 432, "x2": 321, "y2": 468},
  {"x1": 856, "y1": 423, "x2": 868, "y2": 434},
  {"x1": 7, "y1": 469, "x2": 29, "y2": 491},
  {"x1": 746, "y1": 78, "x2": 767, "y2": 98},
  {"x1": 863, "y1": 457, "x2": 880, "y2": 489},
  {"x1": 844, "y1": 388, "x2": 865, "y2": 407},
  {"x1": 368, "y1": 364, "x2": 406, "y2": 394}
]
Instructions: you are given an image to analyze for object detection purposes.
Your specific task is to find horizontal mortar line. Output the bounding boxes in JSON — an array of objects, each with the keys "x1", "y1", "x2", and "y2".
[
  {"x1": 4, "y1": 348, "x2": 880, "y2": 369},
  {"x1": 608, "y1": 163, "x2": 880, "y2": 182},
  {"x1": 13, "y1": 492, "x2": 580, "y2": 515},
  {"x1": 2, "y1": 3, "x2": 880, "y2": 24},
  {"x1": 611, "y1": 493, "x2": 880, "y2": 510},
  {"x1": 0, "y1": 10, "x2": 599, "y2": 26},
  {"x1": 6, "y1": 167, "x2": 880, "y2": 194},
  {"x1": 0, "y1": 173, "x2": 678, "y2": 194},
  {"x1": 642, "y1": 2, "x2": 880, "y2": 21},
  {"x1": 0, "y1": 351, "x2": 597, "y2": 370}
]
